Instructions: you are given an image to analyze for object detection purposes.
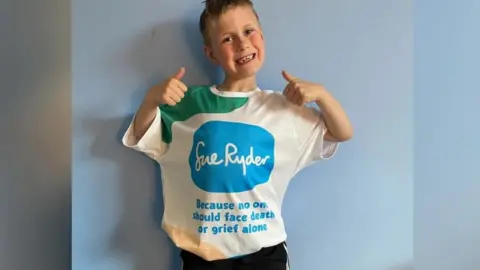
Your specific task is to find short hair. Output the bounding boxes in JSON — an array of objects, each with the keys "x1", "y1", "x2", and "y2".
[{"x1": 199, "y1": 0, "x2": 259, "y2": 45}]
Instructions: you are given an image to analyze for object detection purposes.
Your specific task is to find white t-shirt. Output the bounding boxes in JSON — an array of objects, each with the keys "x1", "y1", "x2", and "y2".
[{"x1": 122, "y1": 85, "x2": 339, "y2": 261}]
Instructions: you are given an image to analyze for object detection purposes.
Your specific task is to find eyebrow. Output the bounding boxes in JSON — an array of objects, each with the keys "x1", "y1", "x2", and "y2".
[{"x1": 220, "y1": 23, "x2": 257, "y2": 36}]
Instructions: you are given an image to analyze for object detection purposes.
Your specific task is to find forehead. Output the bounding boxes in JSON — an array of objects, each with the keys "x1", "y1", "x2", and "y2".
[{"x1": 210, "y1": 5, "x2": 259, "y2": 33}]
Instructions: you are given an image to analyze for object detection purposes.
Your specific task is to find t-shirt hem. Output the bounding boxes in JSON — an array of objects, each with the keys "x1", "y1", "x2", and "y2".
[{"x1": 225, "y1": 234, "x2": 288, "y2": 259}]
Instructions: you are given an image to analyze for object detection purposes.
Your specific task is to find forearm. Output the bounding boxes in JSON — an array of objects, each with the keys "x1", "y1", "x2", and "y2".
[
  {"x1": 133, "y1": 96, "x2": 158, "y2": 141},
  {"x1": 315, "y1": 90, "x2": 353, "y2": 141}
]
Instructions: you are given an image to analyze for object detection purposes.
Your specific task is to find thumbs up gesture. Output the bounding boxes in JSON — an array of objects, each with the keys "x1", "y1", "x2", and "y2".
[
  {"x1": 147, "y1": 67, "x2": 188, "y2": 106},
  {"x1": 282, "y1": 70, "x2": 325, "y2": 106}
]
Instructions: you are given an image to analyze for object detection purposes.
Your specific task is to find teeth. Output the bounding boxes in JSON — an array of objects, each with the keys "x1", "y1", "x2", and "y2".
[{"x1": 237, "y1": 54, "x2": 254, "y2": 64}]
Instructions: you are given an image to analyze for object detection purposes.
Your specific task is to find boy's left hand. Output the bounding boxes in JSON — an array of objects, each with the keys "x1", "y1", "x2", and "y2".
[
  {"x1": 282, "y1": 70, "x2": 326, "y2": 106},
  {"x1": 282, "y1": 70, "x2": 353, "y2": 142}
]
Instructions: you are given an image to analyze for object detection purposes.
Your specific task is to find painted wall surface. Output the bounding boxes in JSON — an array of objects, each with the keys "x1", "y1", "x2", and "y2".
[
  {"x1": 3, "y1": 1, "x2": 479, "y2": 270},
  {"x1": 0, "y1": 0, "x2": 71, "y2": 270},
  {"x1": 72, "y1": 1, "x2": 413, "y2": 270},
  {"x1": 414, "y1": 0, "x2": 480, "y2": 269}
]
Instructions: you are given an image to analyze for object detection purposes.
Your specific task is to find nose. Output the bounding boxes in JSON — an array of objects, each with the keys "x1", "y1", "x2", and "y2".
[{"x1": 236, "y1": 37, "x2": 250, "y2": 51}]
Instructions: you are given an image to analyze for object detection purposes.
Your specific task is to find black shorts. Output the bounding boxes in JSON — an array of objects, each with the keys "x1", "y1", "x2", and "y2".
[{"x1": 180, "y1": 241, "x2": 290, "y2": 270}]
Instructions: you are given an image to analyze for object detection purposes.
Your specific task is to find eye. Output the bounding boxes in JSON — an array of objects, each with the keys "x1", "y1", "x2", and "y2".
[
  {"x1": 222, "y1": 36, "x2": 233, "y2": 43},
  {"x1": 245, "y1": 29, "x2": 254, "y2": 35}
]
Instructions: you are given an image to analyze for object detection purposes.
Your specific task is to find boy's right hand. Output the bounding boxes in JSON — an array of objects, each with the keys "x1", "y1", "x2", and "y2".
[{"x1": 147, "y1": 67, "x2": 188, "y2": 106}]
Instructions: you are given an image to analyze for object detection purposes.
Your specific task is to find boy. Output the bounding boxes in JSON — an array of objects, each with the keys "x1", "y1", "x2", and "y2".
[{"x1": 122, "y1": 0, "x2": 353, "y2": 269}]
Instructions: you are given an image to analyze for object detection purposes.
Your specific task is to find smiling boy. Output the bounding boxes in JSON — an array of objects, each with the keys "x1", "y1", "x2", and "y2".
[{"x1": 122, "y1": 0, "x2": 353, "y2": 269}]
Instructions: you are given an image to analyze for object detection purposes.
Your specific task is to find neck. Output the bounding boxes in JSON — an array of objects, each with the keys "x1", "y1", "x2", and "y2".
[{"x1": 217, "y1": 75, "x2": 257, "y2": 92}]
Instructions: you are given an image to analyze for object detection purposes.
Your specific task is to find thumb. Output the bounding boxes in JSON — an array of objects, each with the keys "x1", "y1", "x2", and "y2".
[
  {"x1": 173, "y1": 67, "x2": 186, "y2": 80},
  {"x1": 282, "y1": 70, "x2": 296, "y2": 82}
]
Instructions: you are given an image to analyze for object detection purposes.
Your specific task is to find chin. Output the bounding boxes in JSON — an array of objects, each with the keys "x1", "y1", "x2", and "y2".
[{"x1": 236, "y1": 64, "x2": 263, "y2": 78}]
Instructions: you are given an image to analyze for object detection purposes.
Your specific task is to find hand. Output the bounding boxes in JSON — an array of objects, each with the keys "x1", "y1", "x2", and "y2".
[
  {"x1": 282, "y1": 70, "x2": 325, "y2": 106},
  {"x1": 147, "y1": 67, "x2": 188, "y2": 106}
]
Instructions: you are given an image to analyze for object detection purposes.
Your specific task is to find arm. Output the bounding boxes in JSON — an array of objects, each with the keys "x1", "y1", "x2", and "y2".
[
  {"x1": 122, "y1": 67, "x2": 187, "y2": 160},
  {"x1": 133, "y1": 67, "x2": 187, "y2": 141},
  {"x1": 315, "y1": 89, "x2": 353, "y2": 142},
  {"x1": 282, "y1": 70, "x2": 353, "y2": 142},
  {"x1": 133, "y1": 97, "x2": 158, "y2": 141}
]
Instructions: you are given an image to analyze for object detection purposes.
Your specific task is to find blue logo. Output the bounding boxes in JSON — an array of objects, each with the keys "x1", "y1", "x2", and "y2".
[{"x1": 188, "y1": 121, "x2": 275, "y2": 193}]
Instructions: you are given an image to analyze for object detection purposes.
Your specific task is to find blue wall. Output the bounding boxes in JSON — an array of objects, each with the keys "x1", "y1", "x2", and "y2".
[
  {"x1": 72, "y1": 1, "x2": 412, "y2": 269},
  {"x1": 0, "y1": 0, "x2": 71, "y2": 270},
  {"x1": 414, "y1": 0, "x2": 480, "y2": 269},
  {"x1": 2, "y1": 0, "x2": 478, "y2": 270}
]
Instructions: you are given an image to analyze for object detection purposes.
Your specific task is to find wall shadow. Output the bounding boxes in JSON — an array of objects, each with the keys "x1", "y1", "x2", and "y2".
[
  {"x1": 86, "y1": 17, "x2": 219, "y2": 270},
  {"x1": 122, "y1": 18, "x2": 222, "y2": 93},
  {"x1": 85, "y1": 115, "x2": 174, "y2": 270}
]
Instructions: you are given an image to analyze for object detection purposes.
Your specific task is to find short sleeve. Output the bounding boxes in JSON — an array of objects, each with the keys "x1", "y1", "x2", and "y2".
[
  {"x1": 292, "y1": 106, "x2": 339, "y2": 171},
  {"x1": 121, "y1": 107, "x2": 167, "y2": 161}
]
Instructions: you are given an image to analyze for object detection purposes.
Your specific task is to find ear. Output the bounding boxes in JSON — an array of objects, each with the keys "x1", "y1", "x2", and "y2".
[{"x1": 204, "y1": 45, "x2": 219, "y2": 64}]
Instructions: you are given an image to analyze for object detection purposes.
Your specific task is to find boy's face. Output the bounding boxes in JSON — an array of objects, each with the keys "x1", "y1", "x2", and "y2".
[{"x1": 204, "y1": 5, "x2": 265, "y2": 80}]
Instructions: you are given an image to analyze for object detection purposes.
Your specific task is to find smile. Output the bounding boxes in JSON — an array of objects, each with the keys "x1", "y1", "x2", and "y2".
[{"x1": 235, "y1": 53, "x2": 256, "y2": 64}]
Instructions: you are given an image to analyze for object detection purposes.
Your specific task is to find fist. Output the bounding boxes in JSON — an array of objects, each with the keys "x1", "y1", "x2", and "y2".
[
  {"x1": 282, "y1": 70, "x2": 324, "y2": 106},
  {"x1": 148, "y1": 67, "x2": 188, "y2": 106}
]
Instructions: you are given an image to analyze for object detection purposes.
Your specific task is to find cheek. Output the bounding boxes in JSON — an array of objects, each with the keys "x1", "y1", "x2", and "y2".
[
  {"x1": 251, "y1": 34, "x2": 265, "y2": 51},
  {"x1": 218, "y1": 46, "x2": 235, "y2": 62}
]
